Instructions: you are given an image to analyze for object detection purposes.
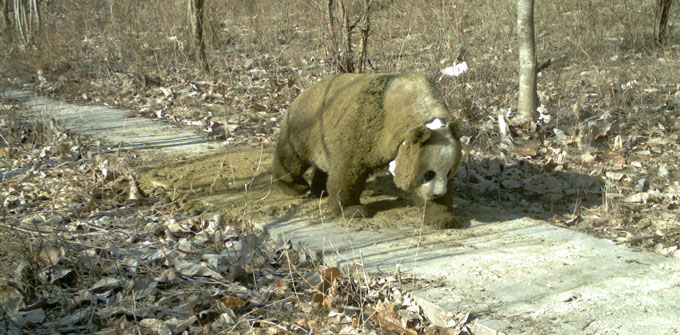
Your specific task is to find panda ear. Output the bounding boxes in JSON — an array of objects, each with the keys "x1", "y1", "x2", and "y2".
[
  {"x1": 406, "y1": 125, "x2": 431, "y2": 145},
  {"x1": 446, "y1": 120, "x2": 461, "y2": 140}
]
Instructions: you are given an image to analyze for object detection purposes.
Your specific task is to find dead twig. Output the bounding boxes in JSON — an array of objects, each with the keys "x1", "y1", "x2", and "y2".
[
  {"x1": 537, "y1": 54, "x2": 568, "y2": 74},
  {"x1": 615, "y1": 233, "x2": 661, "y2": 245}
]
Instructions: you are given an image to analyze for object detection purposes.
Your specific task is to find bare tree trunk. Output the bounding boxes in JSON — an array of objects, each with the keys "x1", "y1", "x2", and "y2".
[
  {"x1": 29, "y1": 0, "x2": 38, "y2": 27},
  {"x1": 654, "y1": 0, "x2": 673, "y2": 44},
  {"x1": 188, "y1": 0, "x2": 209, "y2": 73},
  {"x1": 12, "y1": 0, "x2": 39, "y2": 46},
  {"x1": 1, "y1": 0, "x2": 10, "y2": 33},
  {"x1": 516, "y1": 0, "x2": 537, "y2": 127}
]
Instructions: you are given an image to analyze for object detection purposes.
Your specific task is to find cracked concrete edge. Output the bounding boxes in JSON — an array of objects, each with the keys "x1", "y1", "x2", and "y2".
[{"x1": 258, "y1": 219, "x2": 325, "y2": 265}]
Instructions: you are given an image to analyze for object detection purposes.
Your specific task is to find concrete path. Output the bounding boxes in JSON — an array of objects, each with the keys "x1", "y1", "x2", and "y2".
[
  {"x1": 5, "y1": 88, "x2": 680, "y2": 335},
  {"x1": 258, "y1": 212, "x2": 680, "y2": 334},
  {"x1": 2, "y1": 89, "x2": 217, "y2": 154}
]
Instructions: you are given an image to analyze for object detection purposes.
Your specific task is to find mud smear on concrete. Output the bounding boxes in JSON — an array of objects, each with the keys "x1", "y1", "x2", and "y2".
[{"x1": 136, "y1": 145, "x2": 486, "y2": 240}]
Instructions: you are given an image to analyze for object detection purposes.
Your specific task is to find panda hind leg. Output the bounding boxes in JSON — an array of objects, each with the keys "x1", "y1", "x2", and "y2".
[
  {"x1": 272, "y1": 142, "x2": 310, "y2": 196},
  {"x1": 326, "y1": 165, "x2": 369, "y2": 218}
]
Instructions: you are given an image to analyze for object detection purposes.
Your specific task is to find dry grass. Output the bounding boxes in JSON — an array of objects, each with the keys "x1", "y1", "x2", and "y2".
[
  {"x1": 3, "y1": 1, "x2": 676, "y2": 104},
  {"x1": 2, "y1": 1, "x2": 675, "y2": 82}
]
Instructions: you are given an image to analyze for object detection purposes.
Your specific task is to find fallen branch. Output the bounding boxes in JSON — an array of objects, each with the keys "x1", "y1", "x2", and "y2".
[
  {"x1": 615, "y1": 233, "x2": 661, "y2": 245},
  {"x1": 537, "y1": 54, "x2": 567, "y2": 74}
]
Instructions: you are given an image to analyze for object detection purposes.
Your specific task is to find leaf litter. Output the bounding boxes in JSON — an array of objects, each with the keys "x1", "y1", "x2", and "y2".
[
  {"x1": 3, "y1": 21, "x2": 680, "y2": 332},
  {"x1": 0, "y1": 100, "x2": 472, "y2": 334}
]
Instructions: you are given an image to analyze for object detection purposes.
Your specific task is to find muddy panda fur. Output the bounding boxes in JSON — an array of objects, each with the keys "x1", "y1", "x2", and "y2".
[{"x1": 272, "y1": 73, "x2": 463, "y2": 228}]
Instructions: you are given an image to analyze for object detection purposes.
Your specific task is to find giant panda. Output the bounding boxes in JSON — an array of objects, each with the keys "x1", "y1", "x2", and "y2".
[{"x1": 271, "y1": 73, "x2": 463, "y2": 229}]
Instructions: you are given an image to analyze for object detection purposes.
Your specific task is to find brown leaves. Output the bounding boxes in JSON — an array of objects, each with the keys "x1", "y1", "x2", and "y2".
[
  {"x1": 370, "y1": 301, "x2": 427, "y2": 334},
  {"x1": 44, "y1": 55, "x2": 305, "y2": 147},
  {"x1": 3, "y1": 152, "x2": 471, "y2": 335},
  {"x1": 304, "y1": 266, "x2": 473, "y2": 334},
  {"x1": 313, "y1": 267, "x2": 343, "y2": 308},
  {"x1": 37, "y1": 245, "x2": 65, "y2": 266},
  {"x1": 474, "y1": 82, "x2": 680, "y2": 259},
  {"x1": 219, "y1": 295, "x2": 247, "y2": 309},
  {"x1": 368, "y1": 302, "x2": 418, "y2": 335}
]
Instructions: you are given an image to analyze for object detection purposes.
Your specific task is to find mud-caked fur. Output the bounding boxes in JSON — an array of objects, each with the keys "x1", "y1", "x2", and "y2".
[{"x1": 272, "y1": 73, "x2": 463, "y2": 228}]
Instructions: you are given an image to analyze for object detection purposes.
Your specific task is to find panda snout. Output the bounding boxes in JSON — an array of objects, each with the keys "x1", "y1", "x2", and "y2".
[
  {"x1": 432, "y1": 190, "x2": 445, "y2": 198},
  {"x1": 430, "y1": 187, "x2": 447, "y2": 198},
  {"x1": 422, "y1": 182, "x2": 447, "y2": 199}
]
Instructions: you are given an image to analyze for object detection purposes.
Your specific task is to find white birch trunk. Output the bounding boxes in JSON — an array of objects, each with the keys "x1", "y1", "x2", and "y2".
[{"x1": 517, "y1": 0, "x2": 537, "y2": 124}]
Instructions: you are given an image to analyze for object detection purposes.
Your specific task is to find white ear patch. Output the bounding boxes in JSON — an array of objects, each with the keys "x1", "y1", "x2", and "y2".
[
  {"x1": 389, "y1": 140, "x2": 406, "y2": 176},
  {"x1": 425, "y1": 118, "x2": 444, "y2": 130}
]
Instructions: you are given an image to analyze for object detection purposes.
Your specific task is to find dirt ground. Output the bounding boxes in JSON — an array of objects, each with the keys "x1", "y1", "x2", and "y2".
[
  {"x1": 134, "y1": 141, "x2": 608, "y2": 249},
  {"x1": 137, "y1": 146, "x2": 437, "y2": 234}
]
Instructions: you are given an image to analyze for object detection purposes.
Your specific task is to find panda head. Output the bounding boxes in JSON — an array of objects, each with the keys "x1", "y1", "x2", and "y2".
[{"x1": 391, "y1": 119, "x2": 462, "y2": 200}]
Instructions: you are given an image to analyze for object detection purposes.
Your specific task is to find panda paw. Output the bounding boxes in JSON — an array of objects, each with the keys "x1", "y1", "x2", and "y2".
[
  {"x1": 338, "y1": 205, "x2": 368, "y2": 219},
  {"x1": 275, "y1": 180, "x2": 310, "y2": 196},
  {"x1": 424, "y1": 209, "x2": 463, "y2": 229}
]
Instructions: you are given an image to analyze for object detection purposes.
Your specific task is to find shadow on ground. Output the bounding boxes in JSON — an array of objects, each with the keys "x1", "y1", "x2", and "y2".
[{"x1": 136, "y1": 146, "x2": 604, "y2": 239}]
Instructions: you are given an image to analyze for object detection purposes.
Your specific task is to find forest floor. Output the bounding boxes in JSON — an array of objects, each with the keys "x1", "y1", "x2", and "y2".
[
  {"x1": 2, "y1": 0, "x2": 680, "y2": 334},
  {"x1": 1, "y1": 95, "x2": 469, "y2": 334}
]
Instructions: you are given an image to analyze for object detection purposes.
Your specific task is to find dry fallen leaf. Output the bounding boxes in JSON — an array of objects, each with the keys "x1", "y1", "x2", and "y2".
[
  {"x1": 320, "y1": 267, "x2": 342, "y2": 280},
  {"x1": 605, "y1": 171, "x2": 625, "y2": 181},
  {"x1": 127, "y1": 277, "x2": 158, "y2": 299},
  {"x1": 91, "y1": 277, "x2": 123, "y2": 293},
  {"x1": 38, "y1": 245, "x2": 65, "y2": 266},
  {"x1": 622, "y1": 192, "x2": 650, "y2": 204},
  {"x1": 140, "y1": 318, "x2": 172, "y2": 335},
  {"x1": 369, "y1": 302, "x2": 417, "y2": 335},
  {"x1": 319, "y1": 267, "x2": 343, "y2": 293},
  {"x1": 128, "y1": 174, "x2": 143, "y2": 200},
  {"x1": 173, "y1": 260, "x2": 224, "y2": 280},
  {"x1": 38, "y1": 266, "x2": 73, "y2": 285},
  {"x1": 6, "y1": 309, "x2": 46, "y2": 329},
  {"x1": 0, "y1": 283, "x2": 25, "y2": 314},
  {"x1": 219, "y1": 295, "x2": 247, "y2": 309}
]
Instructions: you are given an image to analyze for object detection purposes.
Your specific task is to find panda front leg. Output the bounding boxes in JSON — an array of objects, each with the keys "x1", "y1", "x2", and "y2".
[
  {"x1": 326, "y1": 164, "x2": 369, "y2": 219},
  {"x1": 421, "y1": 181, "x2": 462, "y2": 229}
]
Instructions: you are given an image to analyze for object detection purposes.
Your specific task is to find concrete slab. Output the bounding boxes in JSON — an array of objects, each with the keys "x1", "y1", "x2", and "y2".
[
  {"x1": 2, "y1": 89, "x2": 218, "y2": 154},
  {"x1": 257, "y1": 211, "x2": 680, "y2": 335},
  {"x1": 6, "y1": 88, "x2": 680, "y2": 334}
]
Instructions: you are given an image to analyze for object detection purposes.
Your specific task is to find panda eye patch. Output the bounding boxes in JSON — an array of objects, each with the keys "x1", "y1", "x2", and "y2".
[{"x1": 423, "y1": 170, "x2": 436, "y2": 182}]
